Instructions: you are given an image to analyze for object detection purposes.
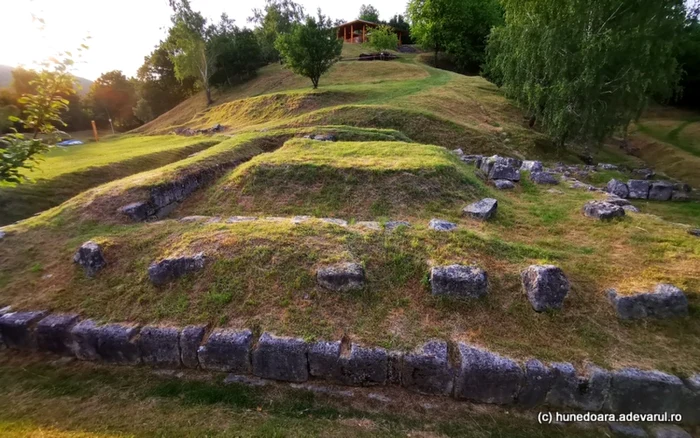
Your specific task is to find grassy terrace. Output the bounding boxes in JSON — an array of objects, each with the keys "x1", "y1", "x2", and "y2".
[
  {"x1": 0, "y1": 355, "x2": 604, "y2": 438},
  {"x1": 1, "y1": 136, "x2": 699, "y2": 376},
  {"x1": 1, "y1": 45, "x2": 699, "y2": 380},
  {"x1": 0, "y1": 135, "x2": 219, "y2": 225}
]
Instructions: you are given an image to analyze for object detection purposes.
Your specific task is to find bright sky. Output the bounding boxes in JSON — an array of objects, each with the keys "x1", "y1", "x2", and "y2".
[{"x1": 0, "y1": 0, "x2": 407, "y2": 80}]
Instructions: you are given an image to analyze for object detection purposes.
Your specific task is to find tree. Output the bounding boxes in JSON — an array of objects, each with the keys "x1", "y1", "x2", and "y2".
[
  {"x1": 167, "y1": 0, "x2": 216, "y2": 105},
  {"x1": 675, "y1": 3, "x2": 700, "y2": 109},
  {"x1": 388, "y1": 14, "x2": 412, "y2": 44},
  {"x1": 208, "y1": 14, "x2": 263, "y2": 88},
  {"x1": 407, "y1": 0, "x2": 502, "y2": 71},
  {"x1": 136, "y1": 41, "x2": 197, "y2": 119},
  {"x1": 250, "y1": 0, "x2": 305, "y2": 63},
  {"x1": 359, "y1": 4, "x2": 380, "y2": 23},
  {"x1": 86, "y1": 70, "x2": 137, "y2": 129},
  {"x1": 2, "y1": 53, "x2": 78, "y2": 182},
  {"x1": 275, "y1": 11, "x2": 343, "y2": 89},
  {"x1": 367, "y1": 25, "x2": 399, "y2": 51},
  {"x1": 487, "y1": 0, "x2": 687, "y2": 147}
]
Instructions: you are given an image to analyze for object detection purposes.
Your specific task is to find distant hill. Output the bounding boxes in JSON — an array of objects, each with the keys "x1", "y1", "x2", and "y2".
[{"x1": 0, "y1": 64, "x2": 92, "y2": 95}]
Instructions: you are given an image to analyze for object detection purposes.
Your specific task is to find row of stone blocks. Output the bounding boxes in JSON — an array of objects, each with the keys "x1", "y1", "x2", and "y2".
[
  {"x1": 118, "y1": 161, "x2": 242, "y2": 222},
  {"x1": 0, "y1": 308, "x2": 698, "y2": 424}
]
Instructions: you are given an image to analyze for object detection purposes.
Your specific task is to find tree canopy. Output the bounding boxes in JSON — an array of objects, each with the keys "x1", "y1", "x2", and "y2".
[
  {"x1": 487, "y1": 0, "x2": 687, "y2": 147},
  {"x1": 275, "y1": 11, "x2": 343, "y2": 89},
  {"x1": 86, "y1": 70, "x2": 138, "y2": 129},
  {"x1": 250, "y1": 0, "x2": 305, "y2": 63},
  {"x1": 407, "y1": 0, "x2": 502, "y2": 73},
  {"x1": 359, "y1": 4, "x2": 380, "y2": 23},
  {"x1": 367, "y1": 25, "x2": 399, "y2": 51}
]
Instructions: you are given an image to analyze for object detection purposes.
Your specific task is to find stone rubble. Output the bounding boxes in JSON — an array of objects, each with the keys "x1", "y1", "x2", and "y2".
[
  {"x1": 316, "y1": 263, "x2": 366, "y2": 292},
  {"x1": 521, "y1": 265, "x2": 570, "y2": 312},
  {"x1": 428, "y1": 219, "x2": 457, "y2": 232},
  {"x1": 583, "y1": 201, "x2": 626, "y2": 220},
  {"x1": 430, "y1": 265, "x2": 488, "y2": 299},
  {"x1": 463, "y1": 198, "x2": 498, "y2": 220},
  {"x1": 73, "y1": 241, "x2": 107, "y2": 277},
  {"x1": 608, "y1": 284, "x2": 689, "y2": 320},
  {"x1": 148, "y1": 253, "x2": 206, "y2": 285}
]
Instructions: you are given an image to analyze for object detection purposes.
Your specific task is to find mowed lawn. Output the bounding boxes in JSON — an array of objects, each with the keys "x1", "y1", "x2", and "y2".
[
  {"x1": 0, "y1": 135, "x2": 219, "y2": 225},
  {"x1": 19, "y1": 135, "x2": 216, "y2": 181}
]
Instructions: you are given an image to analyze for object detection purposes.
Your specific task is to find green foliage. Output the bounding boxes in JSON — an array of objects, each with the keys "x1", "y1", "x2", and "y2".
[
  {"x1": 275, "y1": 12, "x2": 343, "y2": 89},
  {"x1": 135, "y1": 42, "x2": 197, "y2": 120},
  {"x1": 407, "y1": 0, "x2": 502, "y2": 73},
  {"x1": 0, "y1": 133, "x2": 49, "y2": 183},
  {"x1": 250, "y1": 0, "x2": 305, "y2": 63},
  {"x1": 675, "y1": 3, "x2": 700, "y2": 108},
  {"x1": 0, "y1": 51, "x2": 81, "y2": 183},
  {"x1": 366, "y1": 25, "x2": 398, "y2": 51},
  {"x1": 358, "y1": 4, "x2": 380, "y2": 23},
  {"x1": 208, "y1": 14, "x2": 263, "y2": 88},
  {"x1": 86, "y1": 70, "x2": 137, "y2": 129},
  {"x1": 388, "y1": 14, "x2": 412, "y2": 44},
  {"x1": 167, "y1": 0, "x2": 216, "y2": 104},
  {"x1": 487, "y1": 0, "x2": 687, "y2": 147}
]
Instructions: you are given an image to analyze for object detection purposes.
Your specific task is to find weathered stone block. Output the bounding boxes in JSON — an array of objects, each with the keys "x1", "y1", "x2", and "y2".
[
  {"x1": 338, "y1": 344, "x2": 387, "y2": 386},
  {"x1": 96, "y1": 324, "x2": 141, "y2": 365},
  {"x1": 316, "y1": 263, "x2": 365, "y2": 292},
  {"x1": 608, "y1": 285, "x2": 688, "y2": 320},
  {"x1": 428, "y1": 219, "x2": 457, "y2": 232},
  {"x1": 649, "y1": 181, "x2": 674, "y2": 201},
  {"x1": 608, "y1": 423, "x2": 648, "y2": 437},
  {"x1": 628, "y1": 180, "x2": 650, "y2": 199},
  {"x1": 384, "y1": 221, "x2": 411, "y2": 231},
  {"x1": 253, "y1": 332, "x2": 309, "y2": 382},
  {"x1": 70, "y1": 319, "x2": 100, "y2": 361},
  {"x1": 607, "y1": 368, "x2": 685, "y2": 414},
  {"x1": 180, "y1": 325, "x2": 206, "y2": 369},
  {"x1": 583, "y1": 201, "x2": 625, "y2": 220},
  {"x1": 119, "y1": 201, "x2": 151, "y2": 221},
  {"x1": 198, "y1": 329, "x2": 252, "y2": 372},
  {"x1": 546, "y1": 363, "x2": 610, "y2": 411},
  {"x1": 518, "y1": 359, "x2": 554, "y2": 408},
  {"x1": 0, "y1": 311, "x2": 48, "y2": 349},
  {"x1": 521, "y1": 160, "x2": 544, "y2": 173},
  {"x1": 36, "y1": 313, "x2": 80, "y2": 355},
  {"x1": 607, "y1": 179, "x2": 630, "y2": 198},
  {"x1": 387, "y1": 350, "x2": 403, "y2": 385},
  {"x1": 521, "y1": 265, "x2": 570, "y2": 312},
  {"x1": 73, "y1": 241, "x2": 107, "y2": 277},
  {"x1": 138, "y1": 326, "x2": 181, "y2": 367},
  {"x1": 649, "y1": 425, "x2": 691, "y2": 438},
  {"x1": 455, "y1": 344, "x2": 524, "y2": 404},
  {"x1": 530, "y1": 171, "x2": 559, "y2": 185},
  {"x1": 430, "y1": 265, "x2": 488, "y2": 299},
  {"x1": 463, "y1": 198, "x2": 498, "y2": 220},
  {"x1": 489, "y1": 163, "x2": 521, "y2": 181},
  {"x1": 309, "y1": 340, "x2": 341, "y2": 380},
  {"x1": 148, "y1": 252, "x2": 206, "y2": 285},
  {"x1": 401, "y1": 340, "x2": 454, "y2": 395},
  {"x1": 493, "y1": 179, "x2": 515, "y2": 190}
]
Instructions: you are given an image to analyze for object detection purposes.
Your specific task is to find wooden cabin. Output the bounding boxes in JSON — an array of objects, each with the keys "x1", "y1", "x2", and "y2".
[{"x1": 337, "y1": 20, "x2": 402, "y2": 45}]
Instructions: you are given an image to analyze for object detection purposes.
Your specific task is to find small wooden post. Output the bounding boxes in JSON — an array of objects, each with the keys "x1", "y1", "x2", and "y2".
[
  {"x1": 362, "y1": 25, "x2": 365, "y2": 43},
  {"x1": 350, "y1": 24, "x2": 354, "y2": 43},
  {"x1": 91, "y1": 120, "x2": 99, "y2": 142}
]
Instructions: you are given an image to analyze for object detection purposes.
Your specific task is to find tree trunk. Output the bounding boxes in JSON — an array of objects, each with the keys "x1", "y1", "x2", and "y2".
[
  {"x1": 312, "y1": 77, "x2": 319, "y2": 89},
  {"x1": 528, "y1": 115, "x2": 537, "y2": 128},
  {"x1": 205, "y1": 86, "x2": 213, "y2": 106}
]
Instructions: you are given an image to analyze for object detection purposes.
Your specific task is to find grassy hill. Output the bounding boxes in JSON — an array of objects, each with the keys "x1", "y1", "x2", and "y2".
[{"x1": 1, "y1": 44, "x2": 699, "y2": 384}]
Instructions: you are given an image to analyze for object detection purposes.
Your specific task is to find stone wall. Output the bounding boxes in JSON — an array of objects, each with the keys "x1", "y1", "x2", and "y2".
[
  {"x1": 1, "y1": 309, "x2": 698, "y2": 425},
  {"x1": 119, "y1": 161, "x2": 243, "y2": 222}
]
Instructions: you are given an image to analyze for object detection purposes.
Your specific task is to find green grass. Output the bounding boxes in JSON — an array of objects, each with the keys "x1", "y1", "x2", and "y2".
[
  {"x1": 0, "y1": 356, "x2": 613, "y2": 438},
  {"x1": 0, "y1": 136, "x2": 220, "y2": 226}
]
